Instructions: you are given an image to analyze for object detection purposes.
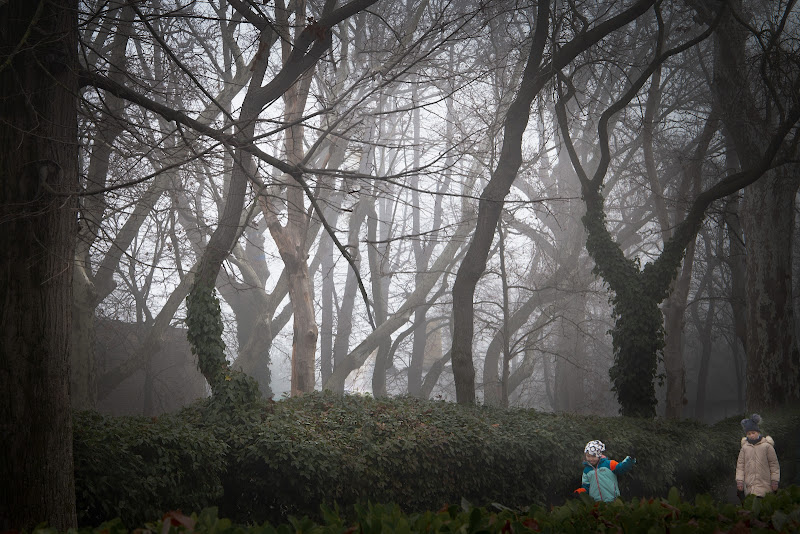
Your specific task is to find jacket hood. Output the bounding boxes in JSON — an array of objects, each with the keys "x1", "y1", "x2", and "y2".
[
  {"x1": 582, "y1": 455, "x2": 608, "y2": 469},
  {"x1": 741, "y1": 435, "x2": 774, "y2": 447}
]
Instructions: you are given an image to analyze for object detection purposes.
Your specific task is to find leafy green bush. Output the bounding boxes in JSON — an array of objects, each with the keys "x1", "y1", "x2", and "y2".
[
  {"x1": 207, "y1": 393, "x2": 800, "y2": 523},
  {"x1": 74, "y1": 393, "x2": 800, "y2": 526},
  {"x1": 73, "y1": 410, "x2": 226, "y2": 527}
]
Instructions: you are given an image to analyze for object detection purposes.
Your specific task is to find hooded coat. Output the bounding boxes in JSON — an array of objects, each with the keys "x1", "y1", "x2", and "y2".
[
  {"x1": 736, "y1": 435, "x2": 780, "y2": 497},
  {"x1": 575, "y1": 455, "x2": 635, "y2": 502}
]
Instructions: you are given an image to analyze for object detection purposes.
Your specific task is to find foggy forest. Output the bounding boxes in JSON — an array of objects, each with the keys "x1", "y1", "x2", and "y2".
[{"x1": 2, "y1": 0, "x2": 800, "y2": 531}]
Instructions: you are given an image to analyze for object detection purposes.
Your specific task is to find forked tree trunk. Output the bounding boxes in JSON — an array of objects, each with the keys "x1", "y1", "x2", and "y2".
[{"x1": 0, "y1": 0, "x2": 79, "y2": 529}]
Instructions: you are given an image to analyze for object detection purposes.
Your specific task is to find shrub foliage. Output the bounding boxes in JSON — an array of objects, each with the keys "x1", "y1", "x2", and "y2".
[
  {"x1": 73, "y1": 393, "x2": 800, "y2": 526},
  {"x1": 73, "y1": 411, "x2": 227, "y2": 526}
]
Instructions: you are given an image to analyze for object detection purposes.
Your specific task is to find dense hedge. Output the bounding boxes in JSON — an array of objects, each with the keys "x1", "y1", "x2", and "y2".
[
  {"x1": 73, "y1": 411, "x2": 227, "y2": 527},
  {"x1": 72, "y1": 393, "x2": 800, "y2": 526}
]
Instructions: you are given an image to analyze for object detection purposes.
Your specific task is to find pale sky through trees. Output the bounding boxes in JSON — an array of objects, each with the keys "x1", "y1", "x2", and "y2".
[{"x1": 68, "y1": 0, "x2": 799, "y2": 419}]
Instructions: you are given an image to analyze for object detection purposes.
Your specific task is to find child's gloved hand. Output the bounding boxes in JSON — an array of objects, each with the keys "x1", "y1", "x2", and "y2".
[
  {"x1": 624, "y1": 456, "x2": 636, "y2": 464},
  {"x1": 771, "y1": 481, "x2": 779, "y2": 491},
  {"x1": 737, "y1": 481, "x2": 744, "y2": 491}
]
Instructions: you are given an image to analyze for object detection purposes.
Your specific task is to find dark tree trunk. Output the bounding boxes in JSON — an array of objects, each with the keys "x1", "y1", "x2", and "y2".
[
  {"x1": 451, "y1": 0, "x2": 550, "y2": 404},
  {"x1": 0, "y1": 0, "x2": 79, "y2": 529},
  {"x1": 742, "y1": 171, "x2": 800, "y2": 410},
  {"x1": 692, "y1": 230, "x2": 718, "y2": 422},
  {"x1": 711, "y1": 1, "x2": 800, "y2": 411}
]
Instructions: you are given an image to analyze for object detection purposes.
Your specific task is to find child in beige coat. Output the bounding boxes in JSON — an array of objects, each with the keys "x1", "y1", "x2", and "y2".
[{"x1": 736, "y1": 414, "x2": 780, "y2": 497}]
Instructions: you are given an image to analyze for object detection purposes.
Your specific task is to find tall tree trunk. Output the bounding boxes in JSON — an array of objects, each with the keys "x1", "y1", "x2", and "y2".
[
  {"x1": 452, "y1": 0, "x2": 551, "y2": 404},
  {"x1": 662, "y1": 244, "x2": 695, "y2": 418},
  {"x1": 711, "y1": 1, "x2": 800, "y2": 411},
  {"x1": 268, "y1": 41, "x2": 318, "y2": 393},
  {"x1": 368, "y1": 199, "x2": 392, "y2": 397},
  {"x1": 0, "y1": 0, "x2": 78, "y2": 528},
  {"x1": 320, "y1": 225, "x2": 336, "y2": 385},
  {"x1": 742, "y1": 170, "x2": 800, "y2": 409},
  {"x1": 407, "y1": 81, "x2": 428, "y2": 398}
]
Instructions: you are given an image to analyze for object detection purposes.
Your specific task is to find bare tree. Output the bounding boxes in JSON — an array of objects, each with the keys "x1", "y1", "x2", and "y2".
[
  {"x1": 451, "y1": 0, "x2": 659, "y2": 404},
  {"x1": 557, "y1": 1, "x2": 798, "y2": 416}
]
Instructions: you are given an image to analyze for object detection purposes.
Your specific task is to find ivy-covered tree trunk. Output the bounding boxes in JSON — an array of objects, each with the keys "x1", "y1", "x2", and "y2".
[
  {"x1": 582, "y1": 191, "x2": 664, "y2": 417},
  {"x1": 0, "y1": 0, "x2": 79, "y2": 528}
]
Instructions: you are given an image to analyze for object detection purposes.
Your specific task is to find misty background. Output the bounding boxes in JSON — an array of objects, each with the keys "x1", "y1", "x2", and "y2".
[{"x1": 69, "y1": 0, "x2": 800, "y2": 422}]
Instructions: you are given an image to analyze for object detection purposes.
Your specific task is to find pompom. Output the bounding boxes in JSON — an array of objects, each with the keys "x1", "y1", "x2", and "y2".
[{"x1": 751, "y1": 413, "x2": 762, "y2": 424}]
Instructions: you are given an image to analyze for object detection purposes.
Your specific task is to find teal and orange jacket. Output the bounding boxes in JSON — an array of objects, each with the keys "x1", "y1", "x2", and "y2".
[{"x1": 574, "y1": 455, "x2": 635, "y2": 502}]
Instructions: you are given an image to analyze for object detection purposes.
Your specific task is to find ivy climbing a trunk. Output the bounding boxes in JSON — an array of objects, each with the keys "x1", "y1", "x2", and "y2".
[
  {"x1": 186, "y1": 282, "x2": 260, "y2": 405},
  {"x1": 556, "y1": 4, "x2": 799, "y2": 417}
]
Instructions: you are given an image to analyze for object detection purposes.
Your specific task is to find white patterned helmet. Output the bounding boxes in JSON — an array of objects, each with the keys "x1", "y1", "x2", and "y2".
[{"x1": 584, "y1": 440, "x2": 605, "y2": 457}]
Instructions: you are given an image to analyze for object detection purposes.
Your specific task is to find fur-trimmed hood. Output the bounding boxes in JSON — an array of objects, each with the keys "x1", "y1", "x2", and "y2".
[{"x1": 740, "y1": 435, "x2": 774, "y2": 447}]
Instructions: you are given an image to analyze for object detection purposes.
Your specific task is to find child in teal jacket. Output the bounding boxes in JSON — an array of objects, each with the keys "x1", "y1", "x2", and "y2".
[{"x1": 574, "y1": 440, "x2": 635, "y2": 502}]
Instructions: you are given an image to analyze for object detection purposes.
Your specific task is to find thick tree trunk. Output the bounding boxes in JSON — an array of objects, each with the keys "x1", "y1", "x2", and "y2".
[
  {"x1": 0, "y1": 0, "x2": 78, "y2": 529},
  {"x1": 711, "y1": 1, "x2": 800, "y2": 411},
  {"x1": 230, "y1": 305, "x2": 274, "y2": 398},
  {"x1": 741, "y1": 170, "x2": 800, "y2": 410}
]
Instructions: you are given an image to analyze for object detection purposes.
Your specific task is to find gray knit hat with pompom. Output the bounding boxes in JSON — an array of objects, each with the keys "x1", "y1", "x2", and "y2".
[{"x1": 741, "y1": 413, "x2": 762, "y2": 433}]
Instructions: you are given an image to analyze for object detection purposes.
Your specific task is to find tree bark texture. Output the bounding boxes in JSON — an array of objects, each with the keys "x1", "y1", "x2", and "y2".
[
  {"x1": 0, "y1": 0, "x2": 79, "y2": 529},
  {"x1": 741, "y1": 170, "x2": 800, "y2": 409},
  {"x1": 711, "y1": 1, "x2": 800, "y2": 411}
]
